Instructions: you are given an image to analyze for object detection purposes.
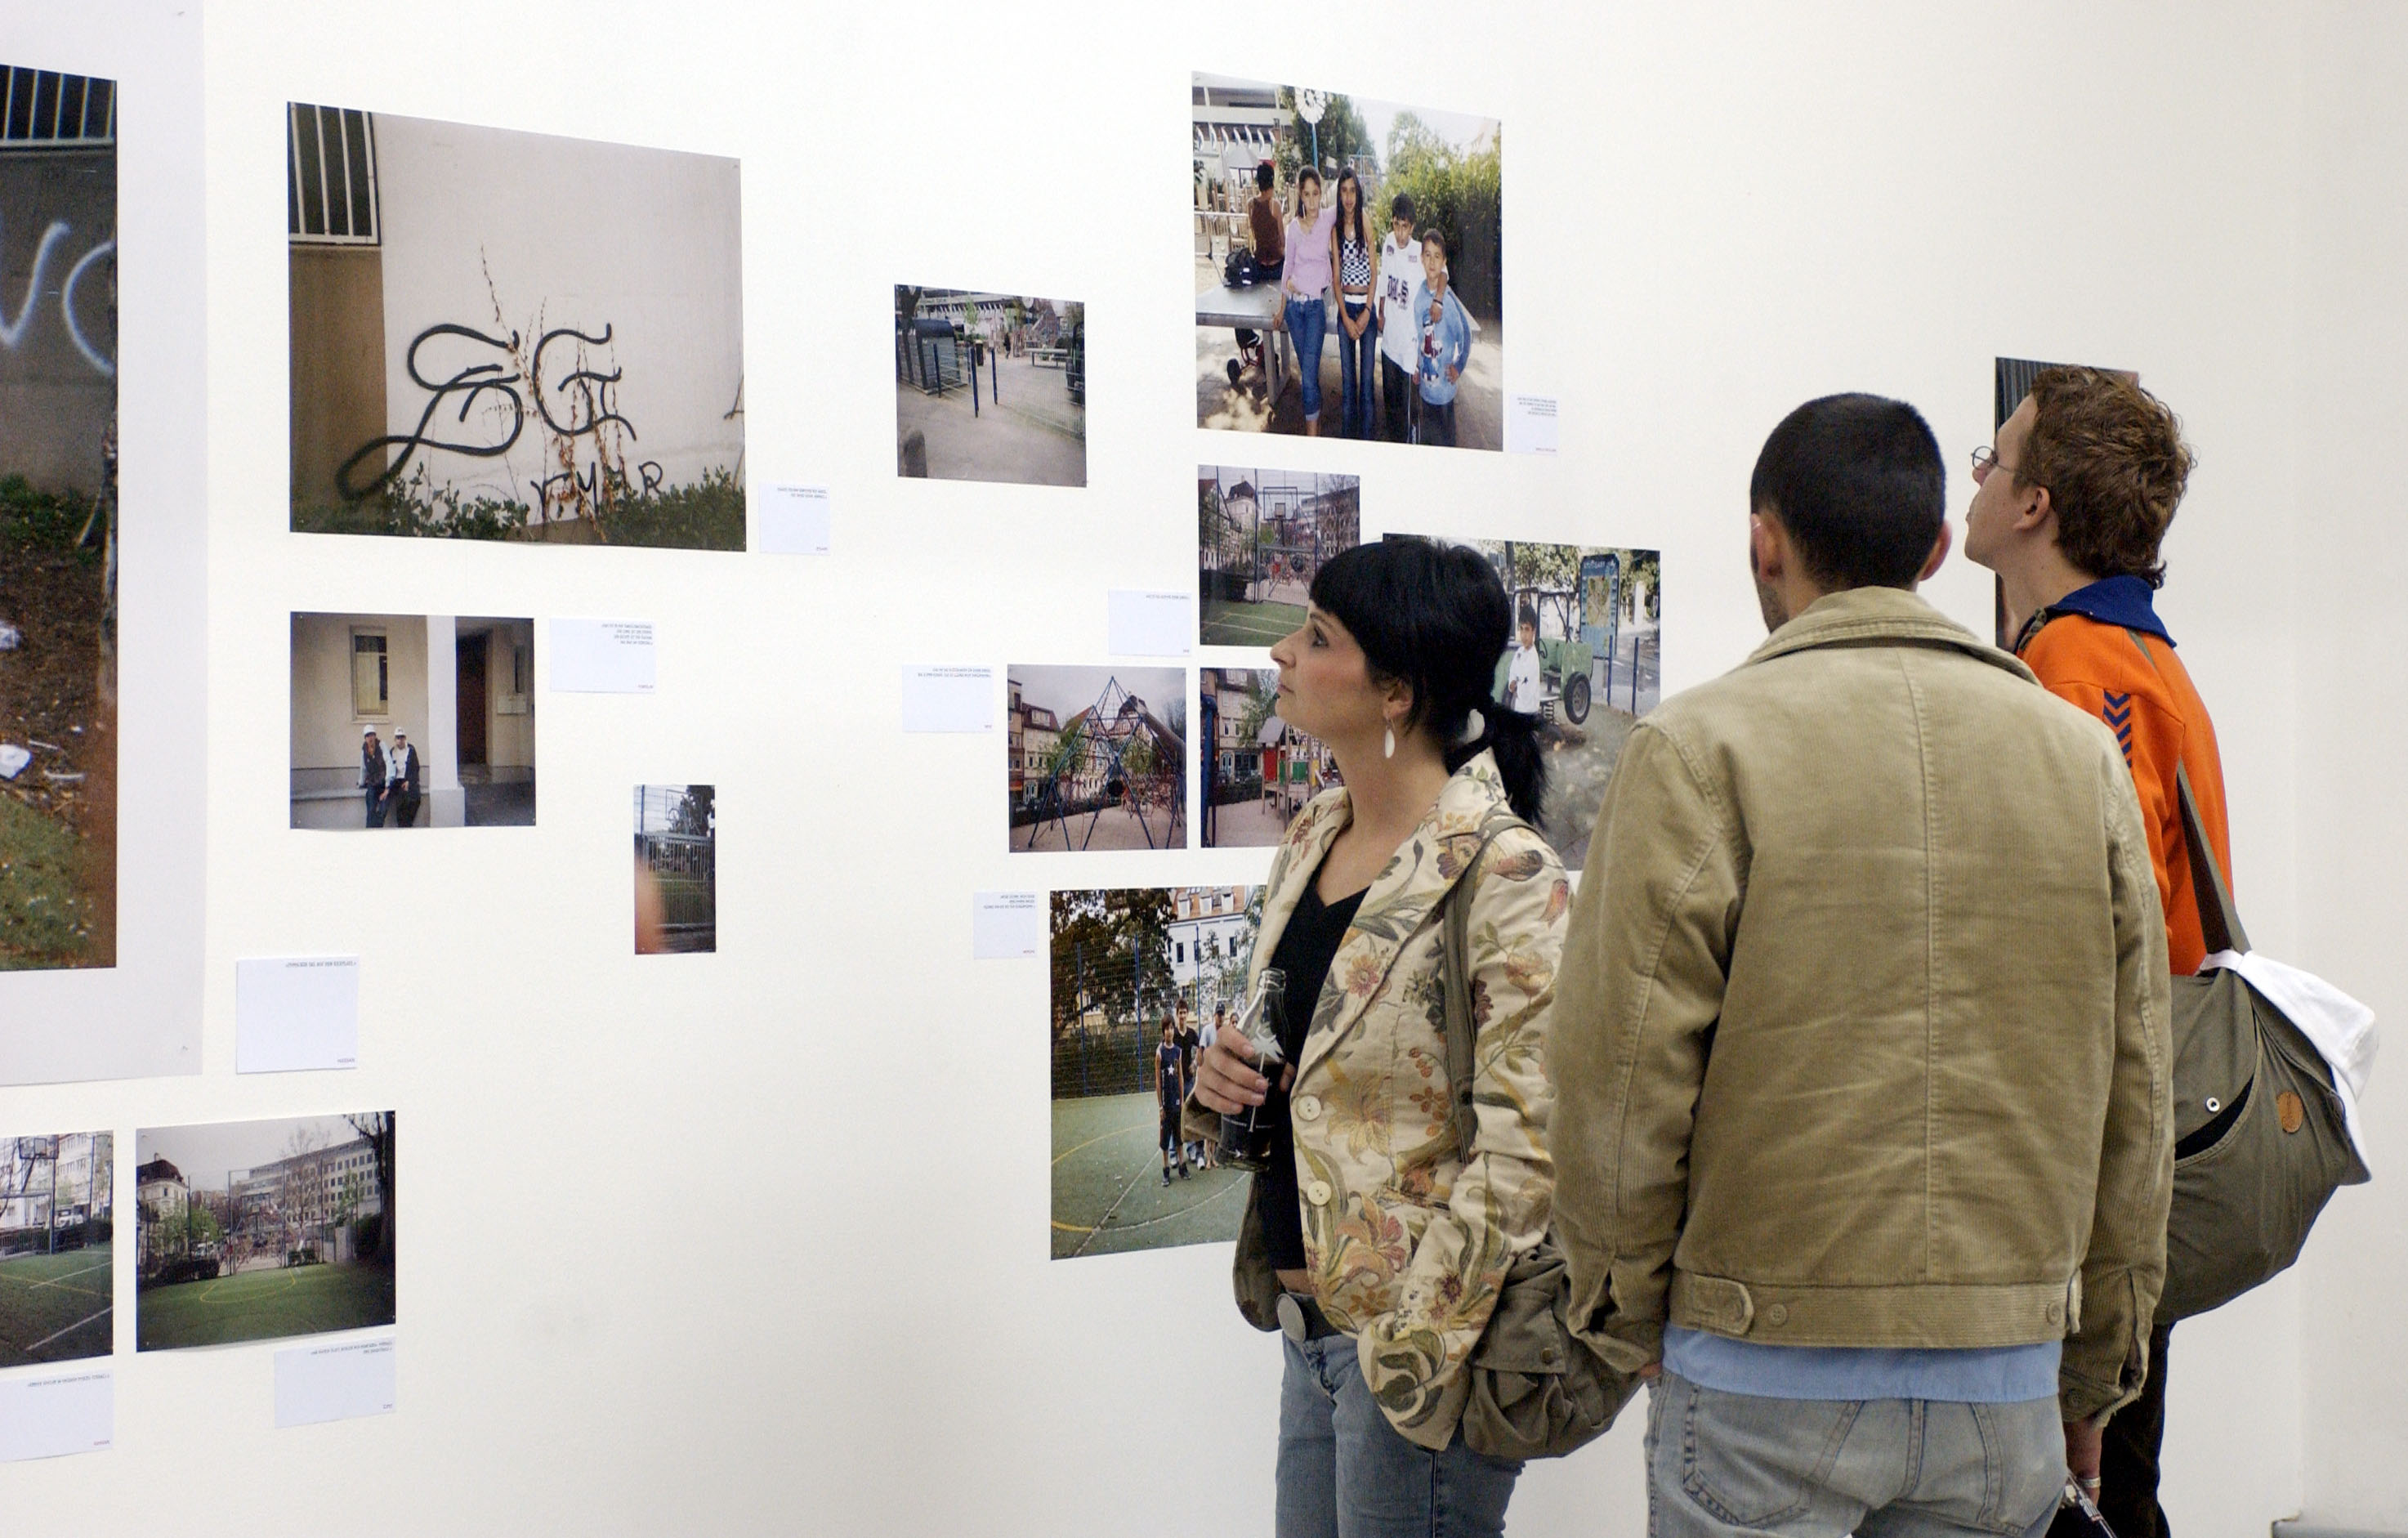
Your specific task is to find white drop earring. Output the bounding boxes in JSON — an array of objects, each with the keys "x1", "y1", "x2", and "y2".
[{"x1": 1383, "y1": 724, "x2": 1396, "y2": 759}]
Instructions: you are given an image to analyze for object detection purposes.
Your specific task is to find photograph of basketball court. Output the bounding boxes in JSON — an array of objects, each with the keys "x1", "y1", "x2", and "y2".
[
  {"x1": 1198, "y1": 465, "x2": 1357, "y2": 647},
  {"x1": 0, "y1": 1132, "x2": 114, "y2": 1367}
]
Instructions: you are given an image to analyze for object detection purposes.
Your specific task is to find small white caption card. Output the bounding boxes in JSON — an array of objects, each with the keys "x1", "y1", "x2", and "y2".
[
  {"x1": 236, "y1": 955, "x2": 360, "y2": 1075},
  {"x1": 1508, "y1": 395, "x2": 1560, "y2": 455},
  {"x1": 275, "y1": 1337, "x2": 396, "y2": 1429},
  {"x1": 756, "y1": 484, "x2": 832, "y2": 555},
  {"x1": 1108, "y1": 591, "x2": 1192, "y2": 657},
  {"x1": 901, "y1": 666, "x2": 994, "y2": 732},
  {"x1": 0, "y1": 1371, "x2": 111, "y2": 1462},
  {"x1": 549, "y1": 619, "x2": 657, "y2": 694},
  {"x1": 972, "y1": 892, "x2": 1043, "y2": 959}
]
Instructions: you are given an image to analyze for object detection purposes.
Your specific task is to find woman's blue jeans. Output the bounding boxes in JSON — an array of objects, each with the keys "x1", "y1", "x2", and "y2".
[
  {"x1": 1338, "y1": 304, "x2": 1376, "y2": 438},
  {"x1": 1286, "y1": 295, "x2": 1328, "y2": 425},
  {"x1": 1275, "y1": 1332, "x2": 1521, "y2": 1538}
]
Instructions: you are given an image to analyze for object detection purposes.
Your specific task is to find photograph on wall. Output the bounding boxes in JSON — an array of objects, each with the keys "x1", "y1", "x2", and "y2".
[
  {"x1": 1008, "y1": 665, "x2": 1186, "y2": 852},
  {"x1": 0, "y1": 1132, "x2": 114, "y2": 1366},
  {"x1": 1052, "y1": 886, "x2": 1255, "y2": 1259},
  {"x1": 0, "y1": 65, "x2": 117, "y2": 971},
  {"x1": 894, "y1": 286, "x2": 1085, "y2": 488},
  {"x1": 286, "y1": 104, "x2": 744, "y2": 548},
  {"x1": 1193, "y1": 74, "x2": 1500, "y2": 448},
  {"x1": 1200, "y1": 668, "x2": 1334, "y2": 849},
  {"x1": 1405, "y1": 536, "x2": 1660, "y2": 866},
  {"x1": 136, "y1": 1113, "x2": 394, "y2": 1352},
  {"x1": 1198, "y1": 464, "x2": 1358, "y2": 647},
  {"x1": 634, "y1": 784, "x2": 713, "y2": 955},
  {"x1": 290, "y1": 613, "x2": 535, "y2": 829}
]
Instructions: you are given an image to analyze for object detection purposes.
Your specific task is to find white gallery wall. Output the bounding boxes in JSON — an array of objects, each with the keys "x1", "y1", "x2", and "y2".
[{"x1": 0, "y1": 0, "x2": 2399, "y2": 1534}]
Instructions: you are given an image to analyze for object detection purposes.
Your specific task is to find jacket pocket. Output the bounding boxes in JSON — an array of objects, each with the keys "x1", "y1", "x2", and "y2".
[{"x1": 1677, "y1": 1377, "x2": 1860, "y2": 1528}]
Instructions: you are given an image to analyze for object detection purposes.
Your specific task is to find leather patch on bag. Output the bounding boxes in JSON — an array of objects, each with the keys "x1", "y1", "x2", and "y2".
[{"x1": 2277, "y1": 1092, "x2": 2306, "y2": 1134}]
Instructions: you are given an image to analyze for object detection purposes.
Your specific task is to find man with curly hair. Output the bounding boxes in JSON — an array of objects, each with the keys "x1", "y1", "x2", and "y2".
[{"x1": 1967, "y1": 365, "x2": 2229, "y2": 1538}]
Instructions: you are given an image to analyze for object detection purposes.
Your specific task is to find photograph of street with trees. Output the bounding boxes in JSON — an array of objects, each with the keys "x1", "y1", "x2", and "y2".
[
  {"x1": 136, "y1": 1113, "x2": 395, "y2": 1352},
  {"x1": 0, "y1": 1131, "x2": 113, "y2": 1366}
]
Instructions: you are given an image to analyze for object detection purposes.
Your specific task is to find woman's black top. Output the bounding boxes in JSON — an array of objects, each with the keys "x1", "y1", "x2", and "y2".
[{"x1": 1257, "y1": 858, "x2": 1367, "y2": 1271}]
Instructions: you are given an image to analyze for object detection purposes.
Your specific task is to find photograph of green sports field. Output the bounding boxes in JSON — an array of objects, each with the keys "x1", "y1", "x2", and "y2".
[
  {"x1": 1199, "y1": 465, "x2": 1357, "y2": 648},
  {"x1": 136, "y1": 1112, "x2": 393, "y2": 1352},
  {"x1": 0, "y1": 1131, "x2": 114, "y2": 1366}
]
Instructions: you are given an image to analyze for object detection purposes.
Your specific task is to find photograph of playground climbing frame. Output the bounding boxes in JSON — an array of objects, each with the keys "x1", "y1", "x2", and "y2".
[
  {"x1": 1198, "y1": 465, "x2": 1358, "y2": 647},
  {"x1": 1403, "y1": 534, "x2": 1660, "y2": 869},
  {"x1": 286, "y1": 102, "x2": 744, "y2": 548},
  {"x1": 1052, "y1": 886, "x2": 1254, "y2": 1259},
  {"x1": 0, "y1": 64, "x2": 118, "y2": 971},
  {"x1": 1193, "y1": 74, "x2": 1501, "y2": 448},
  {"x1": 895, "y1": 285, "x2": 1086, "y2": 487},
  {"x1": 0, "y1": 1131, "x2": 114, "y2": 1367},
  {"x1": 136, "y1": 1113, "x2": 395, "y2": 1352},
  {"x1": 634, "y1": 783, "x2": 714, "y2": 955},
  {"x1": 1200, "y1": 668, "x2": 1335, "y2": 849},
  {"x1": 1008, "y1": 665, "x2": 1187, "y2": 852}
]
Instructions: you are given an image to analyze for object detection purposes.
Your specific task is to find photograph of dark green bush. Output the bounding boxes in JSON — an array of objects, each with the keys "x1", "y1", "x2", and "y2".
[{"x1": 286, "y1": 102, "x2": 744, "y2": 549}]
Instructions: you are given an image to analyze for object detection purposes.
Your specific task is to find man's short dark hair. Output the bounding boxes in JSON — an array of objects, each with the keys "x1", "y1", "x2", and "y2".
[
  {"x1": 1255, "y1": 161, "x2": 1275, "y2": 193},
  {"x1": 1391, "y1": 191, "x2": 1415, "y2": 223},
  {"x1": 1749, "y1": 394, "x2": 1946, "y2": 589}
]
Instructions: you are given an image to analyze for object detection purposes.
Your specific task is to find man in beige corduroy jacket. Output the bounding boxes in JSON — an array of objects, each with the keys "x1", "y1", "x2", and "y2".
[{"x1": 1548, "y1": 394, "x2": 2173, "y2": 1538}]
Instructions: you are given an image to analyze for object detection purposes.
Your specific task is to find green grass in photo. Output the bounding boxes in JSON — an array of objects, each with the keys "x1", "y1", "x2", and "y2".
[
  {"x1": 0, "y1": 1245, "x2": 114, "y2": 1366},
  {"x1": 1200, "y1": 599, "x2": 1306, "y2": 648},
  {"x1": 0, "y1": 794, "x2": 96, "y2": 968},
  {"x1": 137, "y1": 1261, "x2": 395, "y2": 1351}
]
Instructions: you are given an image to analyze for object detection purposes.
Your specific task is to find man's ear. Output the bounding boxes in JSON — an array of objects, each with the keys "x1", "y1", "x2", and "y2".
[
  {"x1": 1917, "y1": 518, "x2": 1954, "y2": 583},
  {"x1": 2013, "y1": 483, "x2": 2054, "y2": 537},
  {"x1": 1749, "y1": 510, "x2": 1785, "y2": 583}
]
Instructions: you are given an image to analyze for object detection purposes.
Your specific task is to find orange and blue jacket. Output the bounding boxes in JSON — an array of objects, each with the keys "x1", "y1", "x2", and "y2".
[{"x1": 2015, "y1": 575, "x2": 2234, "y2": 976}]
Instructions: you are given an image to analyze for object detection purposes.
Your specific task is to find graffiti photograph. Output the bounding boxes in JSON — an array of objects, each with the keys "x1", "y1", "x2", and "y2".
[
  {"x1": 1200, "y1": 668, "x2": 1334, "y2": 849},
  {"x1": 1008, "y1": 665, "x2": 1186, "y2": 852},
  {"x1": 895, "y1": 285, "x2": 1086, "y2": 488},
  {"x1": 1197, "y1": 464, "x2": 1357, "y2": 647},
  {"x1": 0, "y1": 65, "x2": 118, "y2": 970},
  {"x1": 1404, "y1": 535, "x2": 1660, "y2": 866},
  {"x1": 290, "y1": 612, "x2": 537, "y2": 829},
  {"x1": 0, "y1": 1130, "x2": 114, "y2": 1367},
  {"x1": 634, "y1": 784, "x2": 714, "y2": 955},
  {"x1": 136, "y1": 1113, "x2": 395, "y2": 1352},
  {"x1": 287, "y1": 104, "x2": 744, "y2": 548},
  {"x1": 1051, "y1": 886, "x2": 1254, "y2": 1259},
  {"x1": 1194, "y1": 74, "x2": 1501, "y2": 448}
]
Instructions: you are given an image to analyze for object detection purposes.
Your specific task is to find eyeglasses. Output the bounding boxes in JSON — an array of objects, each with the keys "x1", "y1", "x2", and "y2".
[{"x1": 1968, "y1": 445, "x2": 2035, "y2": 484}]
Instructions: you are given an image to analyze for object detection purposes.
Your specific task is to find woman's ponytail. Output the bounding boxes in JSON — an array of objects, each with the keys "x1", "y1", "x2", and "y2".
[{"x1": 1447, "y1": 704, "x2": 1548, "y2": 825}]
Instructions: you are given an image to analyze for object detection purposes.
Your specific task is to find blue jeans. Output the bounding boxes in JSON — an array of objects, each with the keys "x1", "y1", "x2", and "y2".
[
  {"x1": 1286, "y1": 296, "x2": 1327, "y2": 424},
  {"x1": 1646, "y1": 1372, "x2": 2064, "y2": 1538},
  {"x1": 1276, "y1": 1332, "x2": 1521, "y2": 1538},
  {"x1": 1338, "y1": 303, "x2": 1376, "y2": 437}
]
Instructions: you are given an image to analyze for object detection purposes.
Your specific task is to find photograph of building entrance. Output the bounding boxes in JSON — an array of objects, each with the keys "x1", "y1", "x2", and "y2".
[
  {"x1": 136, "y1": 1113, "x2": 395, "y2": 1352},
  {"x1": 0, "y1": 1130, "x2": 114, "y2": 1367},
  {"x1": 0, "y1": 65, "x2": 118, "y2": 970},
  {"x1": 286, "y1": 103, "x2": 744, "y2": 548},
  {"x1": 1008, "y1": 666, "x2": 1187, "y2": 852},
  {"x1": 1194, "y1": 74, "x2": 1501, "y2": 448},
  {"x1": 1197, "y1": 464, "x2": 1358, "y2": 647},
  {"x1": 1200, "y1": 668, "x2": 1335, "y2": 849},
  {"x1": 894, "y1": 286, "x2": 1086, "y2": 488},
  {"x1": 634, "y1": 784, "x2": 714, "y2": 955},
  {"x1": 290, "y1": 613, "x2": 536, "y2": 829},
  {"x1": 1405, "y1": 535, "x2": 1660, "y2": 867},
  {"x1": 1052, "y1": 886, "x2": 1254, "y2": 1259}
]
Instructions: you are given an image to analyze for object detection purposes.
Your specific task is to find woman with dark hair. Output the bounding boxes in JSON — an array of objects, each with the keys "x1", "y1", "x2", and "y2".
[
  {"x1": 1279, "y1": 167, "x2": 1335, "y2": 436},
  {"x1": 1191, "y1": 538, "x2": 1566, "y2": 1538},
  {"x1": 1329, "y1": 168, "x2": 1377, "y2": 440}
]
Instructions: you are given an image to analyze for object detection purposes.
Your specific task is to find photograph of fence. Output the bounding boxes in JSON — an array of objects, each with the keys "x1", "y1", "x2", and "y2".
[
  {"x1": 1198, "y1": 465, "x2": 1358, "y2": 647},
  {"x1": 635, "y1": 784, "x2": 714, "y2": 954},
  {"x1": 0, "y1": 1130, "x2": 114, "y2": 1366}
]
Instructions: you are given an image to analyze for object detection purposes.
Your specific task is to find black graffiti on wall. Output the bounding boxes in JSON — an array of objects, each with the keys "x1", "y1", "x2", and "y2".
[{"x1": 336, "y1": 323, "x2": 525, "y2": 500}]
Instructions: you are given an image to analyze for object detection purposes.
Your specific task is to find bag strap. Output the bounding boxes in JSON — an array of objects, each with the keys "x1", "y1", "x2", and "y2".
[
  {"x1": 2123, "y1": 630, "x2": 2249, "y2": 955},
  {"x1": 1440, "y1": 819, "x2": 1519, "y2": 1156}
]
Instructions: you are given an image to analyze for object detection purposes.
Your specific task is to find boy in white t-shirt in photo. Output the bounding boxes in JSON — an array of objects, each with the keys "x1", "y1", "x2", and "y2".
[
  {"x1": 1375, "y1": 192, "x2": 1421, "y2": 443},
  {"x1": 1507, "y1": 607, "x2": 1544, "y2": 717}
]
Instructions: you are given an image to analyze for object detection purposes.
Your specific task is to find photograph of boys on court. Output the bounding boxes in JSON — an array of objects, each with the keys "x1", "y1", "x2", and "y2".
[
  {"x1": 1052, "y1": 886, "x2": 1254, "y2": 1259},
  {"x1": 1197, "y1": 464, "x2": 1358, "y2": 647},
  {"x1": 1193, "y1": 74, "x2": 1500, "y2": 448},
  {"x1": 1408, "y1": 534, "x2": 1660, "y2": 866},
  {"x1": 1200, "y1": 668, "x2": 1335, "y2": 849},
  {"x1": 0, "y1": 1131, "x2": 113, "y2": 1367},
  {"x1": 290, "y1": 613, "x2": 536, "y2": 829},
  {"x1": 1007, "y1": 665, "x2": 1186, "y2": 852},
  {"x1": 136, "y1": 1112, "x2": 395, "y2": 1352},
  {"x1": 895, "y1": 286, "x2": 1085, "y2": 488}
]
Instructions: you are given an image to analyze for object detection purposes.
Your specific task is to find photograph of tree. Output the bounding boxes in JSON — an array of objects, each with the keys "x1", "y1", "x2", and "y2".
[
  {"x1": 136, "y1": 1113, "x2": 395, "y2": 1352},
  {"x1": 1008, "y1": 665, "x2": 1187, "y2": 852},
  {"x1": 287, "y1": 104, "x2": 744, "y2": 548},
  {"x1": 895, "y1": 286, "x2": 1085, "y2": 487},
  {"x1": 0, "y1": 65, "x2": 118, "y2": 969},
  {"x1": 1198, "y1": 464, "x2": 1358, "y2": 647},
  {"x1": 1200, "y1": 668, "x2": 1335, "y2": 848},
  {"x1": 1051, "y1": 886, "x2": 1254, "y2": 1259},
  {"x1": 1194, "y1": 74, "x2": 1501, "y2": 448},
  {"x1": 0, "y1": 1131, "x2": 113, "y2": 1366},
  {"x1": 634, "y1": 784, "x2": 714, "y2": 955}
]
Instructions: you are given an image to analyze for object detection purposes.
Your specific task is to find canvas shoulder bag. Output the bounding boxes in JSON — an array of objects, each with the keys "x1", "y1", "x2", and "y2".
[
  {"x1": 2128, "y1": 632, "x2": 2370, "y2": 1320},
  {"x1": 1439, "y1": 816, "x2": 1638, "y2": 1460}
]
